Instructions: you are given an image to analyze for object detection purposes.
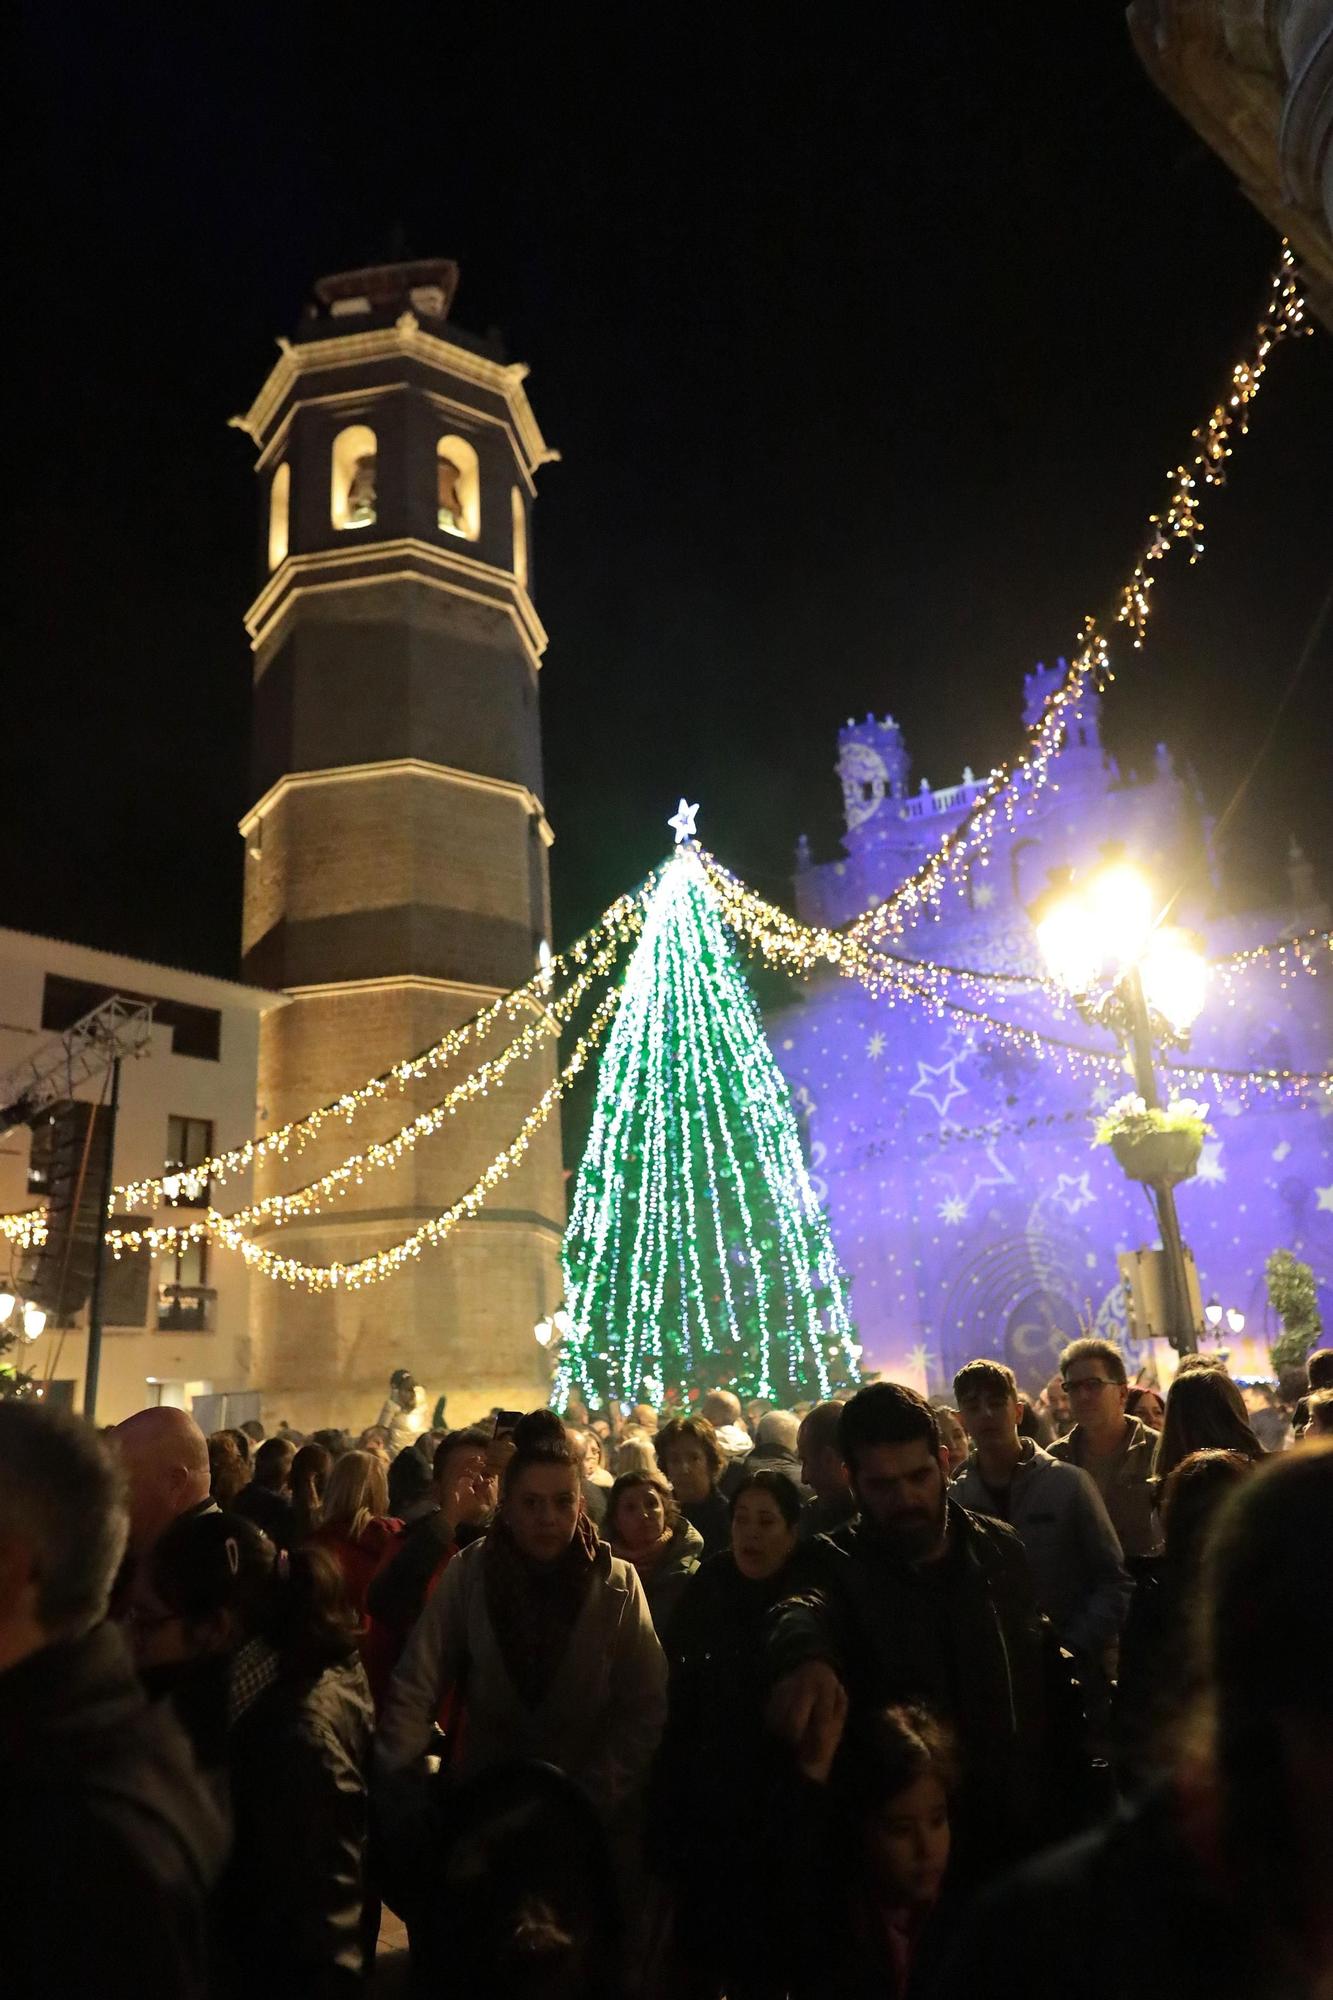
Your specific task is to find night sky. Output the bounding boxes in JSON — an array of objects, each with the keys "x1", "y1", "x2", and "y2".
[{"x1": 11, "y1": 7, "x2": 1333, "y2": 983}]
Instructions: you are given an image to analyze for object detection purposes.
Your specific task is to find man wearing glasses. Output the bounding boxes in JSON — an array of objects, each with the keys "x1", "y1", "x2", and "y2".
[{"x1": 1047, "y1": 1338, "x2": 1160, "y2": 1558}]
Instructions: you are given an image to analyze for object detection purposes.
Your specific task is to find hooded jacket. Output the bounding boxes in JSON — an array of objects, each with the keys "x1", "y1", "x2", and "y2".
[
  {"x1": 952, "y1": 1439, "x2": 1131, "y2": 1661},
  {"x1": 376, "y1": 1531, "x2": 667, "y2": 1828},
  {"x1": 1047, "y1": 1416, "x2": 1161, "y2": 1560}
]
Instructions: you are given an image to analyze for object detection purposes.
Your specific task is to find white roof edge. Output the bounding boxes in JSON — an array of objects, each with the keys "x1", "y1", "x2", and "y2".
[{"x1": 0, "y1": 924, "x2": 287, "y2": 1013}]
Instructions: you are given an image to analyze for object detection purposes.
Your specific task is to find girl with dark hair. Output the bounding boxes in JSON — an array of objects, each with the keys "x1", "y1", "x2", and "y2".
[
  {"x1": 649, "y1": 1470, "x2": 826, "y2": 1996},
  {"x1": 131, "y1": 1509, "x2": 374, "y2": 1992},
  {"x1": 1154, "y1": 1368, "x2": 1266, "y2": 1488},
  {"x1": 605, "y1": 1468, "x2": 703, "y2": 1637},
  {"x1": 376, "y1": 1411, "x2": 667, "y2": 1841},
  {"x1": 790, "y1": 1704, "x2": 958, "y2": 2000}
]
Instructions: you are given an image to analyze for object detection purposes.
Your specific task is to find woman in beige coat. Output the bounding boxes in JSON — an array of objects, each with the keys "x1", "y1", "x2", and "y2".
[{"x1": 376, "y1": 1411, "x2": 667, "y2": 1836}]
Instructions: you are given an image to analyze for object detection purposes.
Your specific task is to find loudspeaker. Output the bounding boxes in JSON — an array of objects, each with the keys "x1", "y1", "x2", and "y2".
[{"x1": 20, "y1": 1099, "x2": 113, "y2": 1319}]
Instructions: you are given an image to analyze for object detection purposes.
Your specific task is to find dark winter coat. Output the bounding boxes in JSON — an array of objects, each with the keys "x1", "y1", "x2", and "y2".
[
  {"x1": 0, "y1": 1623, "x2": 225, "y2": 2000},
  {"x1": 213, "y1": 1651, "x2": 374, "y2": 1997},
  {"x1": 365, "y1": 1508, "x2": 486, "y2": 1673},
  {"x1": 636, "y1": 1514, "x2": 704, "y2": 1639},
  {"x1": 233, "y1": 1480, "x2": 295, "y2": 1551},
  {"x1": 932, "y1": 1784, "x2": 1283, "y2": 2000},
  {"x1": 767, "y1": 1500, "x2": 1089, "y2": 1886},
  {"x1": 1114, "y1": 1551, "x2": 1210, "y2": 1793},
  {"x1": 650, "y1": 1546, "x2": 826, "y2": 1991},
  {"x1": 681, "y1": 1486, "x2": 731, "y2": 1557}
]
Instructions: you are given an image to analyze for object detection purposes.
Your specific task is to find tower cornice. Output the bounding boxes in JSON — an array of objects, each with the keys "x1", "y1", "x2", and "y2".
[
  {"x1": 244, "y1": 535, "x2": 549, "y2": 667},
  {"x1": 230, "y1": 310, "x2": 560, "y2": 479},
  {"x1": 239, "y1": 756, "x2": 555, "y2": 848}
]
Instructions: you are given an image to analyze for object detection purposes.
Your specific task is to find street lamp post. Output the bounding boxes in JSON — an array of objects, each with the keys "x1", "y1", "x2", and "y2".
[
  {"x1": 1119, "y1": 963, "x2": 1196, "y2": 1355},
  {"x1": 1036, "y1": 860, "x2": 1208, "y2": 1356}
]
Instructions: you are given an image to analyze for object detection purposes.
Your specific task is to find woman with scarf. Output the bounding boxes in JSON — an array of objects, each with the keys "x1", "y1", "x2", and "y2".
[
  {"x1": 605, "y1": 1467, "x2": 703, "y2": 1639},
  {"x1": 375, "y1": 1410, "x2": 668, "y2": 1837}
]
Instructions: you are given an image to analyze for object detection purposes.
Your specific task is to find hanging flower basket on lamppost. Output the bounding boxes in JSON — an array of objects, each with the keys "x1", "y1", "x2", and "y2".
[{"x1": 1092, "y1": 1093, "x2": 1213, "y2": 1186}]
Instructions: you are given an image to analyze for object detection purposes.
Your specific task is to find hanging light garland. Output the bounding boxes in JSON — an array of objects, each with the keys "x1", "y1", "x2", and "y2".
[
  {"x1": 1211, "y1": 927, "x2": 1333, "y2": 994},
  {"x1": 221, "y1": 925, "x2": 631, "y2": 1233},
  {"x1": 845, "y1": 244, "x2": 1309, "y2": 948},
  {"x1": 94, "y1": 975, "x2": 627, "y2": 1289},
  {"x1": 108, "y1": 888, "x2": 647, "y2": 1212},
  {"x1": 700, "y1": 851, "x2": 1332, "y2": 1106}
]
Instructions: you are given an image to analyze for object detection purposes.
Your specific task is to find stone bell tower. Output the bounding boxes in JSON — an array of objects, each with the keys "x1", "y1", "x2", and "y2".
[{"x1": 234, "y1": 260, "x2": 565, "y2": 1428}]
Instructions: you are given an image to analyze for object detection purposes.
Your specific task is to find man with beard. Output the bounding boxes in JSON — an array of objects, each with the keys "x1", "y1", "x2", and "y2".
[{"x1": 766, "y1": 1381, "x2": 1081, "y2": 1891}]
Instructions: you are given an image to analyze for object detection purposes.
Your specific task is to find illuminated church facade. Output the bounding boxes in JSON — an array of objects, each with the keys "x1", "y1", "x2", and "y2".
[{"x1": 770, "y1": 663, "x2": 1333, "y2": 1394}]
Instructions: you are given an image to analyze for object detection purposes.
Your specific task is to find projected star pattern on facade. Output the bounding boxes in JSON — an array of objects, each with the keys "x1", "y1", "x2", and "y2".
[{"x1": 770, "y1": 665, "x2": 1333, "y2": 1393}]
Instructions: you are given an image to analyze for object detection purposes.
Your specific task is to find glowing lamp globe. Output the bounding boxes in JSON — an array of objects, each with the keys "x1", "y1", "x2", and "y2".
[
  {"x1": 1035, "y1": 894, "x2": 1103, "y2": 993},
  {"x1": 1139, "y1": 926, "x2": 1208, "y2": 1032},
  {"x1": 0, "y1": 1290, "x2": 16, "y2": 1325},
  {"x1": 1088, "y1": 862, "x2": 1154, "y2": 972}
]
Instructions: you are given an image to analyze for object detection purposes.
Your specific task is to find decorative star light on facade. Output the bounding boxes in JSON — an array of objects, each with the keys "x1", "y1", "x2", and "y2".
[
  {"x1": 971, "y1": 882, "x2": 995, "y2": 908},
  {"x1": 904, "y1": 1341, "x2": 940, "y2": 1383},
  {"x1": 938, "y1": 1194, "x2": 968, "y2": 1225},
  {"x1": 1052, "y1": 1171, "x2": 1096, "y2": 1214},
  {"x1": 866, "y1": 1031, "x2": 886, "y2": 1061},
  {"x1": 668, "y1": 798, "x2": 700, "y2": 845},
  {"x1": 1272, "y1": 1141, "x2": 1292, "y2": 1162},
  {"x1": 908, "y1": 1059, "x2": 969, "y2": 1119},
  {"x1": 1196, "y1": 1141, "x2": 1227, "y2": 1184},
  {"x1": 1316, "y1": 1185, "x2": 1333, "y2": 1212},
  {"x1": 1091, "y1": 1082, "x2": 1115, "y2": 1109}
]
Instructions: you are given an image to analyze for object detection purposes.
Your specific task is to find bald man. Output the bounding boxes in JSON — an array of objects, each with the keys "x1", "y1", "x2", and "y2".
[{"x1": 114, "y1": 1406, "x2": 215, "y2": 1557}]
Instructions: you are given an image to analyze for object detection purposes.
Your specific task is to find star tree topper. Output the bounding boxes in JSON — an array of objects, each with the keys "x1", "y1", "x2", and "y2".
[{"x1": 669, "y1": 798, "x2": 700, "y2": 846}]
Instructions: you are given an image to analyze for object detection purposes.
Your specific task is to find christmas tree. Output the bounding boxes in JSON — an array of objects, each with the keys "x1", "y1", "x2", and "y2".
[{"x1": 555, "y1": 816, "x2": 860, "y2": 1409}]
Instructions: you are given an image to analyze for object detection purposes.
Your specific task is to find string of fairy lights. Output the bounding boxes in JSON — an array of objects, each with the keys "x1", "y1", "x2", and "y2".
[
  {"x1": 76, "y1": 975, "x2": 630, "y2": 1291},
  {"x1": 844, "y1": 243, "x2": 1310, "y2": 948},
  {"x1": 700, "y1": 853, "x2": 1333, "y2": 1106},
  {"x1": 106, "y1": 887, "x2": 648, "y2": 1213},
  {"x1": 0, "y1": 245, "x2": 1322, "y2": 1295}
]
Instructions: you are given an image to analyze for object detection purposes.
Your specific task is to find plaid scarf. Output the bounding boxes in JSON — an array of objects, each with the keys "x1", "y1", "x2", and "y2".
[
  {"x1": 482, "y1": 1512, "x2": 599, "y2": 1710},
  {"x1": 228, "y1": 1635, "x2": 280, "y2": 1728}
]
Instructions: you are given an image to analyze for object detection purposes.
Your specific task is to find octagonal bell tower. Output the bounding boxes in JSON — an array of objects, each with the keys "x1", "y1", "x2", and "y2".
[{"x1": 234, "y1": 261, "x2": 564, "y2": 1428}]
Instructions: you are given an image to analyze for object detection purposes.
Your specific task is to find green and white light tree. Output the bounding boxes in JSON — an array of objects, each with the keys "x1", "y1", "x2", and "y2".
[{"x1": 555, "y1": 808, "x2": 860, "y2": 1409}]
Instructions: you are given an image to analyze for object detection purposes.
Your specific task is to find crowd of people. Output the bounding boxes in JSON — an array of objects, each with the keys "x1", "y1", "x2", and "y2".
[{"x1": 2, "y1": 1341, "x2": 1331, "y2": 1998}]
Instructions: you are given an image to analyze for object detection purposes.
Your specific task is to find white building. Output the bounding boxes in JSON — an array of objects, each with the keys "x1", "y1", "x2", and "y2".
[{"x1": 0, "y1": 926, "x2": 279, "y2": 1424}]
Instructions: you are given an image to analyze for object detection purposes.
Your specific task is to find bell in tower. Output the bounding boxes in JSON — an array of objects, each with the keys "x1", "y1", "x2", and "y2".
[{"x1": 232, "y1": 259, "x2": 565, "y2": 1429}]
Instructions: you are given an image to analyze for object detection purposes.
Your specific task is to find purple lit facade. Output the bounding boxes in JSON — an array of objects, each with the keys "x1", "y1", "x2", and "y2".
[{"x1": 770, "y1": 665, "x2": 1333, "y2": 1393}]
